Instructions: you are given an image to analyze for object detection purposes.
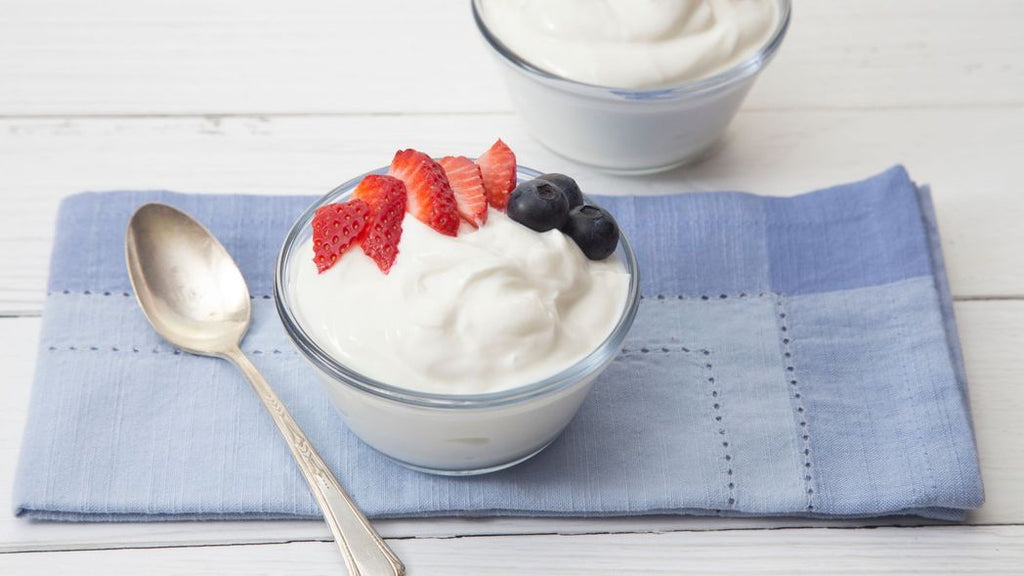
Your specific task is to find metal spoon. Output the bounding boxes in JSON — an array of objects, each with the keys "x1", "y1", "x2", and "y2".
[{"x1": 125, "y1": 203, "x2": 404, "y2": 576}]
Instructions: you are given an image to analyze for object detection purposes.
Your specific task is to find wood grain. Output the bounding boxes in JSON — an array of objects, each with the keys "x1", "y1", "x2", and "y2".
[
  {"x1": 2, "y1": 0, "x2": 1024, "y2": 115},
  {"x1": 2, "y1": 526, "x2": 1022, "y2": 575}
]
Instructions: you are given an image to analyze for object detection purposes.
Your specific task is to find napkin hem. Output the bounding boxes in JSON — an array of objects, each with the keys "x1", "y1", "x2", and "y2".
[{"x1": 17, "y1": 507, "x2": 969, "y2": 523}]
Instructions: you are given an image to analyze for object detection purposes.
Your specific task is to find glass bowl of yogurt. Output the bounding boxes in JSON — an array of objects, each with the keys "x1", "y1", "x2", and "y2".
[
  {"x1": 275, "y1": 165, "x2": 640, "y2": 475},
  {"x1": 473, "y1": 0, "x2": 792, "y2": 174}
]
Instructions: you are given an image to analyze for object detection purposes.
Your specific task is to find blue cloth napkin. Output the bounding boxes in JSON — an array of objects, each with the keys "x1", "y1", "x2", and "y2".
[{"x1": 14, "y1": 166, "x2": 983, "y2": 521}]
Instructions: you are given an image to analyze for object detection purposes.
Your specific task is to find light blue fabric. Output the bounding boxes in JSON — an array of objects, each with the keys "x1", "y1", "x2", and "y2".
[{"x1": 13, "y1": 166, "x2": 984, "y2": 521}]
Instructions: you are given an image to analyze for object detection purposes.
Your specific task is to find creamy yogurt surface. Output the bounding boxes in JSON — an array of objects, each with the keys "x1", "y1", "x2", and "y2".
[
  {"x1": 479, "y1": 0, "x2": 780, "y2": 89},
  {"x1": 289, "y1": 209, "x2": 630, "y2": 395}
]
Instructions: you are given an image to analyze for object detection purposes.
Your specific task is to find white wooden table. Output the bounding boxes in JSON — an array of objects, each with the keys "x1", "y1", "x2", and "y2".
[{"x1": 2, "y1": 1, "x2": 1023, "y2": 573}]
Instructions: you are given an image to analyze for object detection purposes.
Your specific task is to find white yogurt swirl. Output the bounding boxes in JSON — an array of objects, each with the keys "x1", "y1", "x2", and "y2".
[
  {"x1": 289, "y1": 210, "x2": 630, "y2": 394},
  {"x1": 479, "y1": 0, "x2": 780, "y2": 89}
]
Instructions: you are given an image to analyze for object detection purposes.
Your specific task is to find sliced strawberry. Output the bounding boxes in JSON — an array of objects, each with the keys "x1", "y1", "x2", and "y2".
[
  {"x1": 360, "y1": 180, "x2": 407, "y2": 274},
  {"x1": 389, "y1": 149, "x2": 460, "y2": 236},
  {"x1": 352, "y1": 174, "x2": 407, "y2": 213},
  {"x1": 438, "y1": 156, "x2": 488, "y2": 228},
  {"x1": 311, "y1": 199, "x2": 371, "y2": 273},
  {"x1": 476, "y1": 139, "x2": 517, "y2": 210}
]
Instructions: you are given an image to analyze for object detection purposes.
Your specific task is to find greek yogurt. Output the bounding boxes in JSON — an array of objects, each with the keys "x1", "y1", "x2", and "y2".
[
  {"x1": 478, "y1": 0, "x2": 780, "y2": 89},
  {"x1": 289, "y1": 209, "x2": 630, "y2": 395}
]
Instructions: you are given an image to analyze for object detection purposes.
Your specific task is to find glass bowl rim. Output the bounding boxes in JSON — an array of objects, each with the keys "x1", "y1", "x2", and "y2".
[
  {"x1": 274, "y1": 164, "x2": 641, "y2": 409},
  {"x1": 471, "y1": 0, "x2": 792, "y2": 100}
]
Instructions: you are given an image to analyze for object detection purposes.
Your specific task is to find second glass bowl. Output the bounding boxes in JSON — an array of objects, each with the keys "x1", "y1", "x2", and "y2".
[{"x1": 472, "y1": 0, "x2": 792, "y2": 174}]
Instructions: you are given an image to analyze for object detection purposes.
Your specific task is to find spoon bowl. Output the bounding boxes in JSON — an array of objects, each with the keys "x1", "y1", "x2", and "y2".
[
  {"x1": 125, "y1": 203, "x2": 404, "y2": 576},
  {"x1": 126, "y1": 203, "x2": 249, "y2": 356}
]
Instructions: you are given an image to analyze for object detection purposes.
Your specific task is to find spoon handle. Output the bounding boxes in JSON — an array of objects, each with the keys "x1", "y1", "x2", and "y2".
[{"x1": 225, "y1": 347, "x2": 405, "y2": 576}]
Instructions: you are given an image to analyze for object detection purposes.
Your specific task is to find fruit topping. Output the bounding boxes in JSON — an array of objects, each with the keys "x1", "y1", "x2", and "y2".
[
  {"x1": 438, "y1": 156, "x2": 488, "y2": 228},
  {"x1": 310, "y1": 139, "x2": 621, "y2": 275},
  {"x1": 353, "y1": 174, "x2": 407, "y2": 213},
  {"x1": 360, "y1": 178, "x2": 407, "y2": 274},
  {"x1": 507, "y1": 179, "x2": 569, "y2": 232},
  {"x1": 562, "y1": 205, "x2": 620, "y2": 261},
  {"x1": 312, "y1": 199, "x2": 371, "y2": 273},
  {"x1": 476, "y1": 139, "x2": 517, "y2": 210},
  {"x1": 537, "y1": 173, "x2": 584, "y2": 209},
  {"x1": 389, "y1": 149, "x2": 460, "y2": 237}
]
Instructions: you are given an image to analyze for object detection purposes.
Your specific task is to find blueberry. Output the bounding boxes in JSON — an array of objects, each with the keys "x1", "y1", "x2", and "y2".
[
  {"x1": 507, "y1": 179, "x2": 570, "y2": 232},
  {"x1": 537, "y1": 173, "x2": 584, "y2": 209},
  {"x1": 563, "y1": 205, "x2": 619, "y2": 260}
]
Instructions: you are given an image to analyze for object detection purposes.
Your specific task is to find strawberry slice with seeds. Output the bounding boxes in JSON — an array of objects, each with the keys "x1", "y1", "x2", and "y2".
[
  {"x1": 311, "y1": 199, "x2": 371, "y2": 273},
  {"x1": 476, "y1": 139, "x2": 517, "y2": 210},
  {"x1": 438, "y1": 156, "x2": 488, "y2": 228},
  {"x1": 359, "y1": 177, "x2": 407, "y2": 273},
  {"x1": 353, "y1": 174, "x2": 407, "y2": 213},
  {"x1": 389, "y1": 149, "x2": 460, "y2": 236}
]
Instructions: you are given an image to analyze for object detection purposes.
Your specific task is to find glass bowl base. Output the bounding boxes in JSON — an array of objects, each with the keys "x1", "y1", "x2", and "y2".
[{"x1": 385, "y1": 440, "x2": 556, "y2": 477}]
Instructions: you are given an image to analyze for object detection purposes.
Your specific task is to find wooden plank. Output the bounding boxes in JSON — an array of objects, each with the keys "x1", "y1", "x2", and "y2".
[
  {"x1": 958, "y1": 301, "x2": 1024, "y2": 525},
  {"x1": 2, "y1": 525, "x2": 1022, "y2": 575},
  {"x1": 0, "y1": 0, "x2": 509, "y2": 116},
  {"x1": 2, "y1": 0, "x2": 1024, "y2": 115},
  {"x1": 0, "y1": 301, "x2": 1020, "y2": 552},
  {"x1": 2, "y1": 108, "x2": 1023, "y2": 314}
]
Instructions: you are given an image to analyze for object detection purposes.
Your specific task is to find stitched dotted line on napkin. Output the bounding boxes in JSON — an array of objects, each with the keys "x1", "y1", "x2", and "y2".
[
  {"x1": 702, "y1": 349, "x2": 738, "y2": 510},
  {"x1": 620, "y1": 346, "x2": 738, "y2": 510},
  {"x1": 639, "y1": 292, "x2": 769, "y2": 301},
  {"x1": 776, "y1": 297, "x2": 815, "y2": 512},
  {"x1": 44, "y1": 345, "x2": 298, "y2": 356},
  {"x1": 49, "y1": 289, "x2": 134, "y2": 297},
  {"x1": 620, "y1": 344, "x2": 699, "y2": 356},
  {"x1": 47, "y1": 290, "x2": 277, "y2": 300}
]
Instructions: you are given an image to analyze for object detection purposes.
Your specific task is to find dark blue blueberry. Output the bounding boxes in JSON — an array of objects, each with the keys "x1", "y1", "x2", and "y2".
[
  {"x1": 507, "y1": 179, "x2": 570, "y2": 232},
  {"x1": 537, "y1": 173, "x2": 584, "y2": 208},
  {"x1": 563, "y1": 205, "x2": 619, "y2": 260}
]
